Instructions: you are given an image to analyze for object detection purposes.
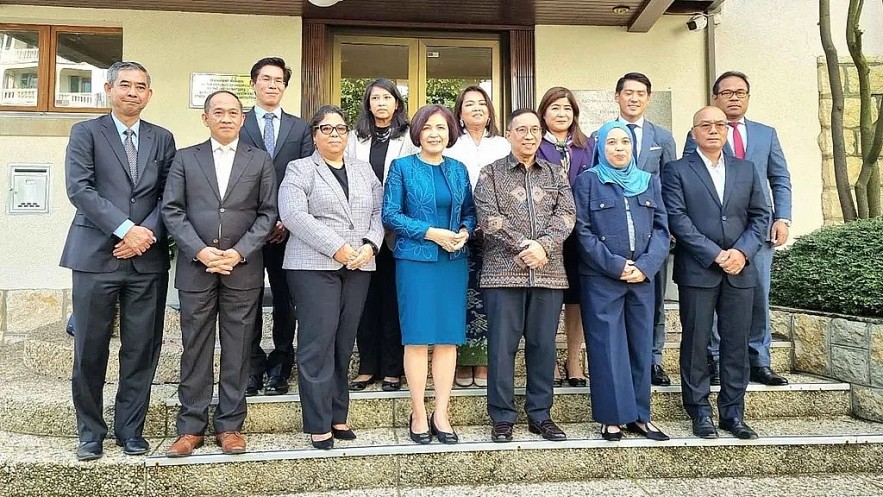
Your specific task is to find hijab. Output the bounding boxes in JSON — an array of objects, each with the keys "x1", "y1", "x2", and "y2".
[{"x1": 589, "y1": 121, "x2": 651, "y2": 197}]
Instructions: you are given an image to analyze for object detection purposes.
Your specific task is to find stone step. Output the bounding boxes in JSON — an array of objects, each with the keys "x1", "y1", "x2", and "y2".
[
  {"x1": 5, "y1": 417, "x2": 883, "y2": 496},
  {"x1": 20, "y1": 321, "x2": 793, "y2": 384}
]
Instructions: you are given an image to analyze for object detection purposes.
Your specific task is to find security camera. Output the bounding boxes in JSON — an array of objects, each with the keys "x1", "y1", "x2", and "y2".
[{"x1": 687, "y1": 14, "x2": 708, "y2": 31}]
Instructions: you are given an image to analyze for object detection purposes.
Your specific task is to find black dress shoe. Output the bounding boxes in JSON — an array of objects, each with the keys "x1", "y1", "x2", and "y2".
[
  {"x1": 719, "y1": 417, "x2": 759, "y2": 439},
  {"x1": 381, "y1": 379, "x2": 402, "y2": 391},
  {"x1": 601, "y1": 425, "x2": 622, "y2": 442},
  {"x1": 528, "y1": 418, "x2": 567, "y2": 441},
  {"x1": 650, "y1": 364, "x2": 671, "y2": 386},
  {"x1": 310, "y1": 435, "x2": 334, "y2": 450},
  {"x1": 566, "y1": 377, "x2": 587, "y2": 387},
  {"x1": 408, "y1": 413, "x2": 432, "y2": 445},
  {"x1": 115, "y1": 436, "x2": 149, "y2": 455},
  {"x1": 491, "y1": 422, "x2": 514, "y2": 442},
  {"x1": 76, "y1": 441, "x2": 103, "y2": 461},
  {"x1": 626, "y1": 422, "x2": 670, "y2": 441},
  {"x1": 264, "y1": 375, "x2": 289, "y2": 395},
  {"x1": 430, "y1": 412, "x2": 459, "y2": 444},
  {"x1": 245, "y1": 375, "x2": 263, "y2": 397},
  {"x1": 65, "y1": 314, "x2": 76, "y2": 337},
  {"x1": 331, "y1": 427, "x2": 356, "y2": 441},
  {"x1": 708, "y1": 358, "x2": 721, "y2": 386},
  {"x1": 348, "y1": 377, "x2": 376, "y2": 392},
  {"x1": 750, "y1": 366, "x2": 789, "y2": 386},
  {"x1": 691, "y1": 416, "x2": 719, "y2": 439}
]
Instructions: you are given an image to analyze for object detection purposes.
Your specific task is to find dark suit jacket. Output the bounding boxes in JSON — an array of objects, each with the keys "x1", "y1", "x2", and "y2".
[
  {"x1": 240, "y1": 108, "x2": 314, "y2": 189},
  {"x1": 161, "y1": 140, "x2": 277, "y2": 292},
  {"x1": 683, "y1": 118, "x2": 792, "y2": 232},
  {"x1": 537, "y1": 140, "x2": 592, "y2": 186},
  {"x1": 60, "y1": 113, "x2": 176, "y2": 274},
  {"x1": 661, "y1": 152, "x2": 770, "y2": 289}
]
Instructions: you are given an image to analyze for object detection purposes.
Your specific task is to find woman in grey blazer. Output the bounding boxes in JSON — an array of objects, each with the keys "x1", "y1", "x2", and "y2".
[{"x1": 279, "y1": 105, "x2": 385, "y2": 449}]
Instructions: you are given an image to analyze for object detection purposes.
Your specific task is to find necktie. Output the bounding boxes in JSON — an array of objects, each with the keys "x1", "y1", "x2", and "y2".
[
  {"x1": 626, "y1": 123, "x2": 639, "y2": 161},
  {"x1": 263, "y1": 113, "x2": 276, "y2": 157},
  {"x1": 729, "y1": 122, "x2": 745, "y2": 159},
  {"x1": 123, "y1": 129, "x2": 138, "y2": 184}
]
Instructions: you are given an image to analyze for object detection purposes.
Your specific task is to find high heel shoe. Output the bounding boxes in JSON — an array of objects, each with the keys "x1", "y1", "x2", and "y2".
[
  {"x1": 331, "y1": 426, "x2": 356, "y2": 441},
  {"x1": 409, "y1": 413, "x2": 432, "y2": 445},
  {"x1": 310, "y1": 434, "x2": 334, "y2": 450},
  {"x1": 626, "y1": 421, "x2": 670, "y2": 441},
  {"x1": 430, "y1": 412, "x2": 459, "y2": 444},
  {"x1": 601, "y1": 425, "x2": 622, "y2": 442}
]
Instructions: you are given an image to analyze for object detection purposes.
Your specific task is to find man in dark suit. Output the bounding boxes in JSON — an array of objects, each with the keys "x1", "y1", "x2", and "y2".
[
  {"x1": 162, "y1": 90, "x2": 277, "y2": 457},
  {"x1": 240, "y1": 57, "x2": 314, "y2": 396},
  {"x1": 611, "y1": 72, "x2": 677, "y2": 386},
  {"x1": 60, "y1": 61, "x2": 176, "y2": 461},
  {"x1": 662, "y1": 106, "x2": 770, "y2": 440},
  {"x1": 684, "y1": 71, "x2": 792, "y2": 386}
]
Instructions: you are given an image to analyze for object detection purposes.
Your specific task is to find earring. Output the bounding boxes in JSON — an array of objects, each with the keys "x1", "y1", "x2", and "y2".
[{"x1": 459, "y1": 119, "x2": 465, "y2": 128}]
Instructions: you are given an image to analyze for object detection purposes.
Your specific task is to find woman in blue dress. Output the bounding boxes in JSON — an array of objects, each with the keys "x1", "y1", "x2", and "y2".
[
  {"x1": 382, "y1": 104, "x2": 476, "y2": 445},
  {"x1": 572, "y1": 121, "x2": 670, "y2": 442}
]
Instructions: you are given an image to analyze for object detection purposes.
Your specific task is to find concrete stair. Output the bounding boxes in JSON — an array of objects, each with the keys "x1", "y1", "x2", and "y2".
[{"x1": 1, "y1": 308, "x2": 882, "y2": 496}]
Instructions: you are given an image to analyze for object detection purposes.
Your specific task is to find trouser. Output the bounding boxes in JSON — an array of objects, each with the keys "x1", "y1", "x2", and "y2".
[
  {"x1": 651, "y1": 254, "x2": 670, "y2": 365},
  {"x1": 249, "y1": 240, "x2": 297, "y2": 380},
  {"x1": 355, "y1": 247, "x2": 403, "y2": 378},
  {"x1": 486, "y1": 287, "x2": 563, "y2": 424}
]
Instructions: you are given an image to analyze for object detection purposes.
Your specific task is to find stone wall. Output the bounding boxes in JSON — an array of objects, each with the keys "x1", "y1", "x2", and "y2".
[
  {"x1": 0, "y1": 289, "x2": 70, "y2": 343},
  {"x1": 817, "y1": 56, "x2": 883, "y2": 224},
  {"x1": 775, "y1": 306, "x2": 883, "y2": 422}
]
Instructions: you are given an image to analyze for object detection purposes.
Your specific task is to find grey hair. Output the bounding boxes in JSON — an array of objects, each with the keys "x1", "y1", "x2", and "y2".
[
  {"x1": 106, "y1": 61, "x2": 151, "y2": 86},
  {"x1": 203, "y1": 90, "x2": 242, "y2": 113}
]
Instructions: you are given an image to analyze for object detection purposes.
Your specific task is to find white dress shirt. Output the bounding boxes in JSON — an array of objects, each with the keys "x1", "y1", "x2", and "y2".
[
  {"x1": 211, "y1": 137, "x2": 238, "y2": 200},
  {"x1": 697, "y1": 149, "x2": 726, "y2": 203},
  {"x1": 253, "y1": 105, "x2": 282, "y2": 145},
  {"x1": 444, "y1": 133, "x2": 511, "y2": 190},
  {"x1": 617, "y1": 115, "x2": 645, "y2": 159}
]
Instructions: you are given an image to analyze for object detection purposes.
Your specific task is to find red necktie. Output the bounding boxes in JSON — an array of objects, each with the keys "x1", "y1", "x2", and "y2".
[{"x1": 729, "y1": 122, "x2": 745, "y2": 159}]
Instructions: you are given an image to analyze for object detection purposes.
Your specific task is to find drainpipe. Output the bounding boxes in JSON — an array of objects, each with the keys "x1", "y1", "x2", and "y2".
[{"x1": 705, "y1": 9, "x2": 719, "y2": 102}]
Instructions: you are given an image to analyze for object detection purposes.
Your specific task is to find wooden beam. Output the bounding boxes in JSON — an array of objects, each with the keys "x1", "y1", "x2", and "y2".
[{"x1": 628, "y1": 0, "x2": 676, "y2": 33}]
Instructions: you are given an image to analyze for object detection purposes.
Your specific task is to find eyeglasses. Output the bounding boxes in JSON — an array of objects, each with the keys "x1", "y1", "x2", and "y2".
[
  {"x1": 511, "y1": 126, "x2": 542, "y2": 138},
  {"x1": 692, "y1": 121, "x2": 729, "y2": 132},
  {"x1": 257, "y1": 75, "x2": 286, "y2": 87},
  {"x1": 314, "y1": 124, "x2": 350, "y2": 135},
  {"x1": 716, "y1": 89, "x2": 749, "y2": 99}
]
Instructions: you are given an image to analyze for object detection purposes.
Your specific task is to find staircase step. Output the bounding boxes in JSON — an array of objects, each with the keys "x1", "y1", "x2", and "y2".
[{"x1": 20, "y1": 322, "x2": 792, "y2": 384}]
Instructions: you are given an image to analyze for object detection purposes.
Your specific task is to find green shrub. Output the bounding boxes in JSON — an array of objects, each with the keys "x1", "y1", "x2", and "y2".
[{"x1": 770, "y1": 217, "x2": 883, "y2": 317}]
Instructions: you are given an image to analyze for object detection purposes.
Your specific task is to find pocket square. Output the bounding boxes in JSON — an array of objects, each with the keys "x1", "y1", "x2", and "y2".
[{"x1": 650, "y1": 146, "x2": 662, "y2": 151}]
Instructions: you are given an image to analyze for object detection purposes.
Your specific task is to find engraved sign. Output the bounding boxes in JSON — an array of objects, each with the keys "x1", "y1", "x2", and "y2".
[
  {"x1": 571, "y1": 90, "x2": 673, "y2": 137},
  {"x1": 189, "y1": 73, "x2": 255, "y2": 109}
]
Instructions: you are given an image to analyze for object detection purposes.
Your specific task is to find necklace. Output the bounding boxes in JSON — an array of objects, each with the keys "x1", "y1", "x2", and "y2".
[{"x1": 374, "y1": 127, "x2": 391, "y2": 143}]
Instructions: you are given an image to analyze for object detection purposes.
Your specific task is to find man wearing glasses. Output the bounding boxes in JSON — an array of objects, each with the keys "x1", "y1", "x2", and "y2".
[
  {"x1": 240, "y1": 57, "x2": 314, "y2": 397},
  {"x1": 684, "y1": 71, "x2": 793, "y2": 387},
  {"x1": 474, "y1": 109, "x2": 575, "y2": 443},
  {"x1": 663, "y1": 106, "x2": 770, "y2": 440}
]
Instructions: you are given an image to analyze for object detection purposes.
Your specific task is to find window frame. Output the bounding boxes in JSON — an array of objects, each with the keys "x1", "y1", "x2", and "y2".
[{"x1": 0, "y1": 24, "x2": 122, "y2": 113}]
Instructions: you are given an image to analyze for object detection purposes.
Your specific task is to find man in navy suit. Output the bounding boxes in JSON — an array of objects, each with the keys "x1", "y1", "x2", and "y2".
[
  {"x1": 684, "y1": 71, "x2": 793, "y2": 386},
  {"x1": 240, "y1": 57, "x2": 314, "y2": 396},
  {"x1": 663, "y1": 106, "x2": 770, "y2": 439}
]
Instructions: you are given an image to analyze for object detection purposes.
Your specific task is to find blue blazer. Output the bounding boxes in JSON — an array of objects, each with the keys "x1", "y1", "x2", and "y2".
[
  {"x1": 537, "y1": 140, "x2": 592, "y2": 186},
  {"x1": 683, "y1": 119, "x2": 792, "y2": 233},
  {"x1": 661, "y1": 153, "x2": 771, "y2": 289},
  {"x1": 381, "y1": 154, "x2": 476, "y2": 262},
  {"x1": 572, "y1": 171, "x2": 669, "y2": 280}
]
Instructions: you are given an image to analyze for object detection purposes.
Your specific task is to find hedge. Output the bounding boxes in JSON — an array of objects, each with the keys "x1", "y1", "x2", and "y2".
[{"x1": 770, "y1": 217, "x2": 883, "y2": 318}]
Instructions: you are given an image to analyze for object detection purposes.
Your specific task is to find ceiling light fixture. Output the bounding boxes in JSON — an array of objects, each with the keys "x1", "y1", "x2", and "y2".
[
  {"x1": 612, "y1": 6, "x2": 631, "y2": 14},
  {"x1": 308, "y1": 0, "x2": 342, "y2": 7}
]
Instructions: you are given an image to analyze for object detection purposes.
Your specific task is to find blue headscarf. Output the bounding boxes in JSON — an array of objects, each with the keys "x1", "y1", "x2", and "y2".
[{"x1": 589, "y1": 121, "x2": 651, "y2": 197}]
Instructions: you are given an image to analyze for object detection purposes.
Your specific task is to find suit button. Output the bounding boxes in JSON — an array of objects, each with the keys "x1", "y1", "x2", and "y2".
[
  {"x1": 212, "y1": 238, "x2": 219, "y2": 244},
  {"x1": 349, "y1": 224, "x2": 354, "y2": 229},
  {"x1": 645, "y1": 201, "x2": 651, "y2": 206},
  {"x1": 599, "y1": 203, "x2": 605, "y2": 208},
  {"x1": 220, "y1": 208, "x2": 226, "y2": 213},
  {"x1": 722, "y1": 216, "x2": 727, "y2": 221},
  {"x1": 600, "y1": 236, "x2": 606, "y2": 241},
  {"x1": 130, "y1": 198, "x2": 135, "y2": 203}
]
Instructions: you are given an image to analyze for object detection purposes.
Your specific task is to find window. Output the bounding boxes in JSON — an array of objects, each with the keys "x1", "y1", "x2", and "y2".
[{"x1": 0, "y1": 24, "x2": 122, "y2": 112}]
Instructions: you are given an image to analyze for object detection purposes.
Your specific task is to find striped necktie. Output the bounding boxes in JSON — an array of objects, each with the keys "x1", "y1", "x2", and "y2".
[{"x1": 263, "y1": 113, "x2": 276, "y2": 157}]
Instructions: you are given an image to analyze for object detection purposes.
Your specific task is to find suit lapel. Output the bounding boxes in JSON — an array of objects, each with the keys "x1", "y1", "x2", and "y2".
[
  {"x1": 243, "y1": 111, "x2": 265, "y2": 152},
  {"x1": 99, "y1": 115, "x2": 134, "y2": 182},
  {"x1": 275, "y1": 112, "x2": 295, "y2": 159},
  {"x1": 743, "y1": 119, "x2": 759, "y2": 158},
  {"x1": 195, "y1": 141, "x2": 222, "y2": 202},
  {"x1": 687, "y1": 154, "x2": 722, "y2": 208},
  {"x1": 313, "y1": 151, "x2": 353, "y2": 221},
  {"x1": 638, "y1": 122, "x2": 654, "y2": 172},
  {"x1": 134, "y1": 123, "x2": 154, "y2": 188},
  {"x1": 225, "y1": 145, "x2": 253, "y2": 198}
]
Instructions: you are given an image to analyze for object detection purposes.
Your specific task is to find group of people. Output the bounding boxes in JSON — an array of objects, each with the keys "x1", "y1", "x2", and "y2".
[{"x1": 61, "y1": 55, "x2": 791, "y2": 462}]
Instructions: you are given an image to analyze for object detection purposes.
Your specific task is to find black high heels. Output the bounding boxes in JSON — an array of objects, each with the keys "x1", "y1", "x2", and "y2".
[
  {"x1": 409, "y1": 413, "x2": 432, "y2": 445},
  {"x1": 626, "y1": 421, "x2": 670, "y2": 441},
  {"x1": 601, "y1": 424, "x2": 622, "y2": 442},
  {"x1": 310, "y1": 434, "x2": 334, "y2": 450},
  {"x1": 430, "y1": 412, "x2": 459, "y2": 444}
]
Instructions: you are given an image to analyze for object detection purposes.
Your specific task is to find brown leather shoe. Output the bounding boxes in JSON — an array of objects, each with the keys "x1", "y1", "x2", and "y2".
[
  {"x1": 215, "y1": 431, "x2": 246, "y2": 455},
  {"x1": 166, "y1": 434, "x2": 204, "y2": 457}
]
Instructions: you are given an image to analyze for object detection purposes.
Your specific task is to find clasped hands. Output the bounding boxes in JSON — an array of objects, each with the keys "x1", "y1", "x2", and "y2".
[
  {"x1": 426, "y1": 227, "x2": 469, "y2": 253},
  {"x1": 112, "y1": 225, "x2": 155, "y2": 259},
  {"x1": 516, "y1": 239, "x2": 548, "y2": 269},
  {"x1": 197, "y1": 247, "x2": 242, "y2": 275},
  {"x1": 716, "y1": 248, "x2": 747, "y2": 275},
  {"x1": 620, "y1": 259, "x2": 647, "y2": 283},
  {"x1": 333, "y1": 243, "x2": 375, "y2": 270}
]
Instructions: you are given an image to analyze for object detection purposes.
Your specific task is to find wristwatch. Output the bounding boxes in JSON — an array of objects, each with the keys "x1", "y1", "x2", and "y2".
[{"x1": 776, "y1": 218, "x2": 792, "y2": 227}]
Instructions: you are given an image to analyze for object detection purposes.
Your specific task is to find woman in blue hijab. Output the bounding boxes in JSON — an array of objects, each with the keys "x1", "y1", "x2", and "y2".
[{"x1": 571, "y1": 121, "x2": 670, "y2": 441}]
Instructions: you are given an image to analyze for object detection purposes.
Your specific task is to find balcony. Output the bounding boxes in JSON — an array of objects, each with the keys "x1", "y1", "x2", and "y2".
[
  {"x1": 1, "y1": 88, "x2": 37, "y2": 106},
  {"x1": 0, "y1": 48, "x2": 40, "y2": 65},
  {"x1": 55, "y1": 92, "x2": 106, "y2": 108}
]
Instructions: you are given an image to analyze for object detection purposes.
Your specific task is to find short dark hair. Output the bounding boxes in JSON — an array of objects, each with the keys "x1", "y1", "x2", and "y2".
[
  {"x1": 409, "y1": 104, "x2": 458, "y2": 148},
  {"x1": 453, "y1": 85, "x2": 501, "y2": 137},
  {"x1": 536, "y1": 86, "x2": 588, "y2": 148},
  {"x1": 713, "y1": 70, "x2": 750, "y2": 95},
  {"x1": 250, "y1": 57, "x2": 292, "y2": 86},
  {"x1": 615, "y1": 72, "x2": 652, "y2": 94},
  {"x1": 309, "y1": 104, "x2": 347, "y2": 131},
  {"x1": 354, "y1": 78, "x2": 409, "y2": 140},
  {"x1": 507, "y1": 108, "x2": 540, "y2": 129},
  {"x1": 203, "y1": 90, "x2": 242, "y2": 113}
]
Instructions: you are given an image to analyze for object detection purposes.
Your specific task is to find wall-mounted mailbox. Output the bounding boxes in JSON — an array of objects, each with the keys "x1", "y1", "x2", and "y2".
[{"x1": 8, "y1": 164, "x2": 51, "y2": 214}]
